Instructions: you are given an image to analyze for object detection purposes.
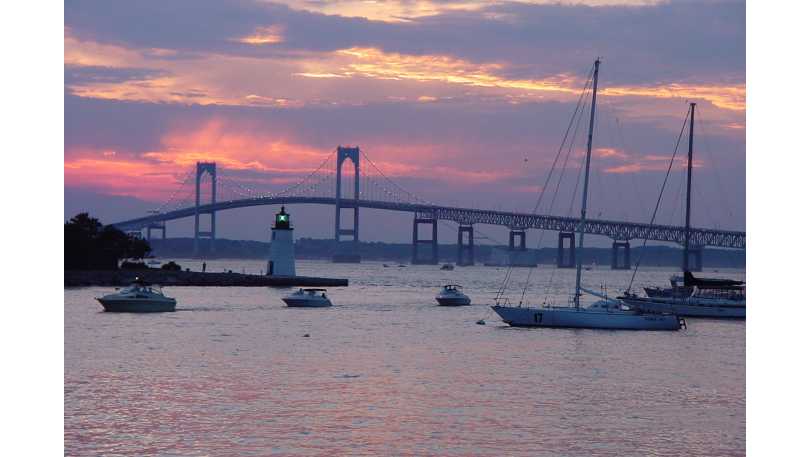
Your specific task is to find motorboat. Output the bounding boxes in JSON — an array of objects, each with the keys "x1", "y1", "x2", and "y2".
[
  {"x1": 490, "y1": 60, "x2": 684, "y2": 331},
  {"x1": 440, "y1": 263, "x2": 454, "y2": 271},
  {"x1": 282, "y1": 288, "x2": 333, "y2": 307},
  {"x1": 435, "y1": 285, "x2": 471, "y2": 306},
  {"x1": 96, "y1": 279, "x2": 176, "y2": 313}
]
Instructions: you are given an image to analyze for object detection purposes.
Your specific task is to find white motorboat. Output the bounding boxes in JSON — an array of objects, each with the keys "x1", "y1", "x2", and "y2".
[
  {"x1": 435, "y1": 285, "x2": 471, "y2": 306},
  {"x1": 490, "y1": 60, "x2": 684, "y2": 332},
  {"x1": 282, "y1": 288, "x2": 333, "y2": 307},
  {"x1": 96, "y1": 279, "x2": 176, "y2": 313}
]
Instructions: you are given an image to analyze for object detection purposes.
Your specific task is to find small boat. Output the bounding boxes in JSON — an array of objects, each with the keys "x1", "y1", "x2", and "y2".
[
  {"x1": 436, "y1": 285, "x2": 471, "y2": 306},
  {"x1": 282, "y1": 288, "x2": 333, "y2": 307},
  {"x1": 440, "y1": 263, "x2": 454, "y2": 271},
  {"x1": 96, "y1": 278, "x2": 176, "y2": 313}
]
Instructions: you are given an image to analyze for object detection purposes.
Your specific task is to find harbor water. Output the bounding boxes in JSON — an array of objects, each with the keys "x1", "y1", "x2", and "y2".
[{"x1": 65, "y1": 260, "x2": 745, "y2": 456}]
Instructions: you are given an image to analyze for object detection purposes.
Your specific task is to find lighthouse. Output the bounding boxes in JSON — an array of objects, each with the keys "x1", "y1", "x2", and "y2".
[{"x1": 267, "y1": 206, "x2": 296, "y2": 276}]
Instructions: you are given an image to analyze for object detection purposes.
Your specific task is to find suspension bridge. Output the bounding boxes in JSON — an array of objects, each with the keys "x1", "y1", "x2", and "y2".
[{"x1": 112, "y1": 146, "x2": 745, "y2": 270}]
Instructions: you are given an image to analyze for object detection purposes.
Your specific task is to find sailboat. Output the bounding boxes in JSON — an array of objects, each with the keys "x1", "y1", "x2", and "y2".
[
  {"x1": 619, "y1": 103, "x2": 746, "y2": 319},
  {"x1": 491, "y1": 59, "x2": 684, "y2": 331}
]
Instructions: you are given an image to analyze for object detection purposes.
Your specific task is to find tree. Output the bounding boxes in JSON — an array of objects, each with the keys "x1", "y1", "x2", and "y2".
[{"x1": 65, "y1": 212, "x2": 152, "y2": 270}]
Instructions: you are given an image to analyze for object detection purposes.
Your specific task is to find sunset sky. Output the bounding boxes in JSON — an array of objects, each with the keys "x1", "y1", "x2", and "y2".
[{"x1": 64, "y1": 0, "x2": 745, "y2": 244}]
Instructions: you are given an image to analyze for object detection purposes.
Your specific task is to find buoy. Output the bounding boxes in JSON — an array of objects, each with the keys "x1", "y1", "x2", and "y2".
[{"x1": 476, "y1": 319, "x2": 485, "y2": 325}]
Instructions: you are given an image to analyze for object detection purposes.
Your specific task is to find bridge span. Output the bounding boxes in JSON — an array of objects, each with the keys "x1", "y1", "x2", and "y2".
[{"x1": 113, "y1": 150, "x2": 745, "y2": 270}]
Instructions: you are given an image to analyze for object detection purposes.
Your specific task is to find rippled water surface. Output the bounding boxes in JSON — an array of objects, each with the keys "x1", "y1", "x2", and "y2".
[{"x1": 65, "y1": 260, "x2": 745, "y2": 456}]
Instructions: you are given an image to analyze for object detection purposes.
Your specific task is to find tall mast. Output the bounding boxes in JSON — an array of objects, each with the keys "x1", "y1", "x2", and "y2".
[
  {"x1": 574, "y1": 59, "x2": 600, "y2": 308},
  {"x1": 683, "y1": 102, "x2": 696, "y2": 272}
]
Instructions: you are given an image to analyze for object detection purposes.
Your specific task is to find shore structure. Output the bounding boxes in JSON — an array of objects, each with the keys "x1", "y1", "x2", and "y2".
[
  {"x1": 267, "y1": 206, "x2": 296, "y2": 276},
  {"x1": 65, "y1": 269, "x2": 348, "y2": 288}
]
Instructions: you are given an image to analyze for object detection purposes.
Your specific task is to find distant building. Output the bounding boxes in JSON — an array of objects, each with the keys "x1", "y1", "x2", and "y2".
[{"x1": 267, "y1": 206, "x2": 296, "y2": 276}]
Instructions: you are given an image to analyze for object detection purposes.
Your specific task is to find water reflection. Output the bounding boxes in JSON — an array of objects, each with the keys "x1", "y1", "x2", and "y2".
[{"x1": 66, "y1": 261, "x2": 744, "y2": 456}]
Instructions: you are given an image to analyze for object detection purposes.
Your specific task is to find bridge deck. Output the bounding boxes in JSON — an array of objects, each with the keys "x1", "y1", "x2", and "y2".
[{"x1": 113, "y1": 197, "x2": 745, "y2": 249}]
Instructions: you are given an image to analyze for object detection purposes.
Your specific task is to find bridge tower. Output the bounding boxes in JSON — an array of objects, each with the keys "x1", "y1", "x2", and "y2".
[
  {"x1": 194, "y1": 162, "x2": 217, "y2": 256},
  {"x1": 457, "y1": 224, "x2": 474, "y2": 266},
  {"x1": 611, "y1": 240, "x2": 631, "y2": 270},
  {"x1": 333, "y1": 146, "x2": 361, "y2": 263}
]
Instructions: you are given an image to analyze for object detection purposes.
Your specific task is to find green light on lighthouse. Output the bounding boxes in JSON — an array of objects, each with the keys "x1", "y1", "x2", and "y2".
[{"x1": 275, "y1": 206, "x2": 291, "y2": 229}]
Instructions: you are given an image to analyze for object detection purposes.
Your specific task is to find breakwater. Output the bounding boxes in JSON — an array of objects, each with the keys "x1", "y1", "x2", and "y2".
[{"x1": 65, "y1": 270, "x2": 348, "y2": 288}]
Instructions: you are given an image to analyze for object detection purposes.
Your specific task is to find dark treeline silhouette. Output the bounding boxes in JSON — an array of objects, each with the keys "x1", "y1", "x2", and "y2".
[
  {"x1": 148, "y1": 237, "x2": 744, "y2": 268},
  {"x1": 65, "y1": 213, "x2": 151, "y2": 270}
]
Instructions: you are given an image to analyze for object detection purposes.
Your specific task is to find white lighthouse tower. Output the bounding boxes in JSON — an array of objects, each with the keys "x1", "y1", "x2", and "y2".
[{"x1": 267, "y1": 206, "x2": 296, "y2": 276}]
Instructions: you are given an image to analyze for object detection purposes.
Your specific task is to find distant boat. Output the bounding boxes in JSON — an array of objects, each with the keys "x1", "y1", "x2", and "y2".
[
  {"x1": 282, "y1": 288, "x2": 333, "y2": 307},
  {"x1": 622, "y1": 272, "x2": 745, "y2": 318},
  {"x1": 147, "y1": 259, "x2": 161, "y2": 266},
  {"x1": 96, "y1": 278, "x2": 176, "y2": 313},
  {"x1": 491, "y1": 59, "x2": 683, "y2": 331},
  {"x1": 436, "y1": 285, "x2": 471, "y2": 306},
  {"x1": 618, "y1": 103, "x2": 745, "y2": 319},
  {"x1": 440, "y1": 263, "x2": 454, "y2": 271}
]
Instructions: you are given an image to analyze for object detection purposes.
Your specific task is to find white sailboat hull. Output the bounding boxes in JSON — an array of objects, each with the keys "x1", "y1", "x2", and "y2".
[
  {"x1": 491, "y1": 305, "x2": 682, "y2": 331},
  {"x1": 621, "y1": 297, "x2": 745, "y2": 319}
]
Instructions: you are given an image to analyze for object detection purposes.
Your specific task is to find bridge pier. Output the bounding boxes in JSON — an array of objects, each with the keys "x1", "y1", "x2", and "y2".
[
  {"x1": 333, "y1": 146, "x2": 362, "y2": 263},
  {"x1": 412, "y1": 216, "x2": 438, "y2": 265},
  {"x1": 457, "y1": 225, "x2": 474, "y2": 266},
  {"x1": 146, "y1": 222, "x2": 166, "y2": 241},
  {"x1": 684, "y1": 246, "x2": 704, "y2": 272},
  {"x1": 611, "y1": 240, "x2": 631, "y2": 270},
  {"x1": 508, "y1": 229, "x2": 536, "y2": 267},
  {"x1": 557, "y1": 231, "x2": 576, "y2": 268},
  {"x1": 193, "y1": 162, "x2": 217, "y2": 256}
]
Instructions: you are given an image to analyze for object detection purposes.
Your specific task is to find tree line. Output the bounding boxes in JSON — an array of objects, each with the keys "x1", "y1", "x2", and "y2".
[{"x1": 65, "y1": 213, "x2": 151, "y2": 270}]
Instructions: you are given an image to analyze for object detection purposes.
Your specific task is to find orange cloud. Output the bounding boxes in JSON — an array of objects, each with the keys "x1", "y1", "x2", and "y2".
[
  {"x1": 66, "y1": 26, "x2": 745, "y2": 114},
  {"x1": 594, "y1": 147, "x2": 629, "y2": 160},
  {"x1": 272, "y1": 1, "x2": 664, "y2": 23},
  {"x1": 64, "y1": 120, "x2": 339, "y2": 200},
  {"x1": 297, "y1": 47, "x2": 745, "y2": 111},
  {"x1": 603, "y1": 84, "x2": 745, "y2": 112},
  {"x1": 64, "y1": 155, "x2": 184, "y2": 200},
  {"x1": 234, "y1": 25, "x2": 284, "y2": 45},
  {"x1": 603, "y1": 155, "x2": 703, "y2": 174}
]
